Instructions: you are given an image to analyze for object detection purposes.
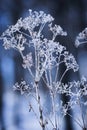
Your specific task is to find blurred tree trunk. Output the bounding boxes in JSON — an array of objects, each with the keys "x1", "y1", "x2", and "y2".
[{"x1": 83, "y1": 128, "x2": 87, "y2": 130}]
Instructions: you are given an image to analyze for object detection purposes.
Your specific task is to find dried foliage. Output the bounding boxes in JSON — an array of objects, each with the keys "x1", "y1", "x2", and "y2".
[{"x1": 1, "y1": 10, "x2": 87, "y2": 130}]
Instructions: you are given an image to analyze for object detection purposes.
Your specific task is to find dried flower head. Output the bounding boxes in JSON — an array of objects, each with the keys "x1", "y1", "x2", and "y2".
[{"x1": 75, "y1": 28, "x2": 87, "y2": 47}]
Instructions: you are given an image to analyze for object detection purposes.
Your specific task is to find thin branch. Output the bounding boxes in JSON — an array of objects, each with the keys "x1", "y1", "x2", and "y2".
[
  {"x1": 51, "y1": 92, "x2": 58, "y2": 129},
  {"x1": 67, "y1": 112, "x2": 83, "y2": 129},
  {"x1": 35, "y1": 82, "x2": 45, "y2": 130},
  {"x1": 18, "y1": 30, "x2": 32, "y2": 39},
  {"x1": 59, "y1": 68, "x2": 70, "y2": 82}
]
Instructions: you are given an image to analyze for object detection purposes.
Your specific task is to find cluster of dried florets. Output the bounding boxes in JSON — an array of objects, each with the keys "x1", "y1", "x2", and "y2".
[
  {"x1": 1, "y1": 10, "x2": 79, "y2": 83},
  {"x1": 66, "y1": 76, "x2": 87, "y2": 129},
  {"x1": 1, "y1": 10, "x2": 86, "y2": 130},
  {"x1": 75, "y1": 28, "x2": 87, "y2": 47},
  {"x1": 13, "y1": 80, "x2": 35, "y2": 95}
]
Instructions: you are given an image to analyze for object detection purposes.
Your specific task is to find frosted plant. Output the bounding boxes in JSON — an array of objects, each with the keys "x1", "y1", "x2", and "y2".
[
  {"x1": 75, "y1": 28, "x2": 87, "y2": 47},
  {"x1": 1, "y1": 10, "x2": 79, "y2": 130},
  {"x1": 73, "y1": 28, "x2": 87, "y2": 130},
  {"x1": 62, "y1": 76, "x2": 87, "y2": 130}
]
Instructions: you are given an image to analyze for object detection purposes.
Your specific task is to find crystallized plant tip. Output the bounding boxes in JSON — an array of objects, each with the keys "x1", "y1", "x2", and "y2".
[
  {"x1": 0, "y1": 9, "x2": 82, "y2": 130},
  {"x1": 75, "y1": 28, "x2": 87, "y2": 47}
]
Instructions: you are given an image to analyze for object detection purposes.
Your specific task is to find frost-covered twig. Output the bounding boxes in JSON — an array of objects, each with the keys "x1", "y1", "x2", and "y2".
[
  {"x1": 64, "y1": 76, "x2": 87, "y2": 129},
  {"x1": 75, "y1": 28, "x2": 87, "y2": 47}
]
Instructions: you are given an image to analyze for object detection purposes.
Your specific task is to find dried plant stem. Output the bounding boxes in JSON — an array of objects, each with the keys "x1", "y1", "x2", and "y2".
[
  {"x1": 59, "y1": 68, "x2": 70, "y2": 82},
  {"x1": 38, "y1": 23, "x2": 45, "y2": 37},
  {"x1": 78, "y1": 98, "x2": 86, "y2": 129},
  {"x1": 67, "y1": 112, "x2": 83, "y2": 128},
  {"x1": 18, "y1": 30, "x2": 31, "y2": 38},
  {"x1": 35, "y1": 82, "x2": 45, "y2": 130},
  {"x1": 51, "y1": 91, "x2": 58, "y2": 130},
  {"x1": 54, "y1": 65, "x2": 59, "y2": 83}
]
